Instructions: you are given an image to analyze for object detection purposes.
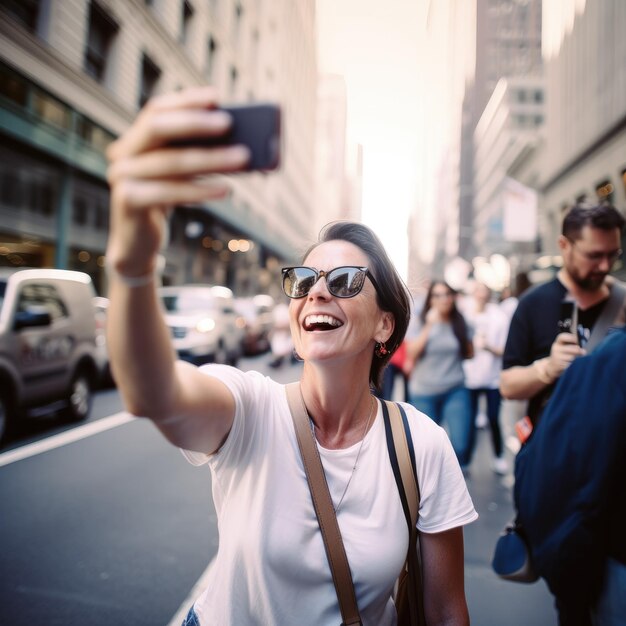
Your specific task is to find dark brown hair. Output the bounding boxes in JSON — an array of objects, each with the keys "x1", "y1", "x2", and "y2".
[
  {"x1": 303, "y1": 221, "x2": 412, "y2": 389},
  {"x1": 420, "y1": 280, "x2": 472, "y2": 359},
  {"x1": 562, "y1": 202, "x2": 625, "y2": 240}
]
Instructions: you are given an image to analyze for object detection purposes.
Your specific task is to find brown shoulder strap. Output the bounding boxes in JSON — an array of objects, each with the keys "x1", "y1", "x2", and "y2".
[{"x1": 285, "y1": 382, "x2": 362, "y2": 626}]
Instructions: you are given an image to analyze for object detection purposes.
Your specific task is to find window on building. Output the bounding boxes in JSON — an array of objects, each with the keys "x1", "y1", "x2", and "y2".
[
  {"x1": 37, "y1": 178, "x2": 55, "y2": 216},
  {"x1": 534, "y1": 90, "x2": 543, "y2": 103},
  {"x1": 575, "y1": 193, "x2": 588, "y2": 205},
  {"x1": 1, "y1": 0, "x2": 40, "y2": 32},
  {"x1": 0, "y1": 63, "x2": 28, "y2": 107},
  {"x1": 229, "y1": 66, "x2": 238, "y2": 97},
  {"x1": 206, "y1": 36, "x2": 217, "y2": 80},
  {"x1": 181, "y1": 0, "x2": 194, "y2": 43},
  {"x1": 75, "y1": 115, "x2": 115, "y2": 153},
  {"x1": 595, "y1": 179, "x2": 614, "y2": 204},
  {"x1": 139, "y1": 54, "x2": 161, "y2": 108},
  {"x1": 232, "y1": 2, "x2": 242, "y2": 45},
  {"x1": 84, "y1": 2, "x2": 118, "y2": 83},
  {"x1": 73, "y1": 197, "x2": 89, "y2": 226},
  {"x1": 95, "y1": 202, "x2": 109, "y2": 230},
  {"x1": 516, "y1": 89, "x2": 527, "y2": 103},
  {"x1": 32, "y1": 89, "x2": 72, "y2": 131}
]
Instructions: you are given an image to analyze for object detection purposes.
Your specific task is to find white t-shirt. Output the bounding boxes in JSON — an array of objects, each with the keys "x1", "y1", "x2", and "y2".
[
  {"x1": 463, "y1": 303, "x2": 508, "y2": 389},
  {"x1": 183, "y1": 364, "x2": 478, "y2": 626}
]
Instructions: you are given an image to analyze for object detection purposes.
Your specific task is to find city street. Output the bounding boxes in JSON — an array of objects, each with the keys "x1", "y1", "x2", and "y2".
[{"x1": 0, "y1": 354, "x2": 557, "y2": 625}]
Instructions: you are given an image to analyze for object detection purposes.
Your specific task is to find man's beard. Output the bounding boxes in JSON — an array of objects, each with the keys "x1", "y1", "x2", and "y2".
[{"x1": 571, "y1": 271, "x2": 607, "y2": 291}]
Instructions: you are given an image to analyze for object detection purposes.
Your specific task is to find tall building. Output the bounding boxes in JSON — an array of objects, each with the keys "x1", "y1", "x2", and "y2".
[
  {"x1": 459, "y1": 0, "x2": 542, "y2": 260},
  {"x1": 473, "y1": 76, "x2": 544, "y2": 260},
  {"x1": 315, "y1": 74, "x2": 363, "y2": 235},
  {"x1": 538, "y1": 0, "x2": 626, "y2": 273},
  {"x1": 407, "y1": 0, "x2": 476, "y2": 289},
  {"x1": 0, "y1": 0, "x2": 317, "y2": 296}
]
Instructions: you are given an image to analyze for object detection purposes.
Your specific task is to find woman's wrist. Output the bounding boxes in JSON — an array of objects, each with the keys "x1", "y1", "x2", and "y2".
[{"x1": 106, "y1": 255, "x2": 165, "y2": 288}]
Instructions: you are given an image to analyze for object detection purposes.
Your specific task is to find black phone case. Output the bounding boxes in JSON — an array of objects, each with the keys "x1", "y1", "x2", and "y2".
[{"x1": 168, "y1": 103, "x2": 281, "y2": 171}]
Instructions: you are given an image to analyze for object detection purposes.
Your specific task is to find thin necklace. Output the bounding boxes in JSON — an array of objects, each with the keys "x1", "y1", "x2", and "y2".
[{"x1": 310, "y1": 396, "x2": 377, "y2": 513}]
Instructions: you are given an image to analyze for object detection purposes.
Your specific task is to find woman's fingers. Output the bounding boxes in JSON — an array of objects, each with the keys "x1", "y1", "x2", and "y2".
[
  {"x1": 143, "y1": 86, "x2": 220, "y2": 113},
  {"x1": 108, "y1": 145, "x2": 250, "y2": 184},
  {"x1": 111, "y1": 178, "x2": 231, "y2": 212},
  {"x1": 108, "y1": 108, "x2": 233, "y2": 161}
]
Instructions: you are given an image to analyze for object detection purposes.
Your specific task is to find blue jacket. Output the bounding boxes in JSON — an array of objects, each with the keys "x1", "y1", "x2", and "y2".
[{"x1": 514, "y1": 326, "x2": 626, "y2": 605}]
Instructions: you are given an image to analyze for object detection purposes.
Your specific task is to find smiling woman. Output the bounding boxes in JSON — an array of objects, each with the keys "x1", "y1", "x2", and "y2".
[{"x1": 105, "y1": 87, "x2": 477, "y2": 626}]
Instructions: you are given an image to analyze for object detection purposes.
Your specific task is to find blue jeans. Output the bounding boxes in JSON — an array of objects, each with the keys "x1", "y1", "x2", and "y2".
[
  {"x1": 410, "y1": 385, "x2": 472, "y2": 466},
  {"x1": 467, "y1": 387, "x2": 503, "y2": 461},
  {"x1": 181, "y1": 606, "x2": 200, "y2": 626}
]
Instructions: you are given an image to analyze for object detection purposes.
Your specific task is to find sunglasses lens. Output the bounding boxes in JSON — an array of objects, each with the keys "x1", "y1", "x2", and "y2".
[
  {"x1": 283, "y1": 268, "x2": 317, "y2": 298},
  {"x1": 327, "y1": 267, "x2": 366, "y2": 297}
]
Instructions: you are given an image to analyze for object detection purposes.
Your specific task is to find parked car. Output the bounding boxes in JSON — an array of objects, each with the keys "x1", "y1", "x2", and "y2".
[
  {"x1": 0, "y1": 268, "x2": 100, "y2": 443},
  {"x1": 234, "y1": 294, "x2": 276, "y2": 356},
  {"x1": 158, "y1": 284, "x2": 244, "y2": 366}
]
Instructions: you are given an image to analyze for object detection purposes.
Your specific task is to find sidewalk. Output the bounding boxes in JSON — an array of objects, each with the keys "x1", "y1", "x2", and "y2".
[{"x1": 462, "y1": 409, "x2": 557, "y2": 625}]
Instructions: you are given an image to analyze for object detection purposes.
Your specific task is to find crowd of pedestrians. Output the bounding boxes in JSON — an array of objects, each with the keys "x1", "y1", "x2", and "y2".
[{"x1": 379, "y1": 201, "x2": 626, "y2": 626}]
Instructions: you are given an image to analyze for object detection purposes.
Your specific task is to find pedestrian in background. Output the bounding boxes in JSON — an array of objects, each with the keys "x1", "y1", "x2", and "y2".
[
  {"x1": 104, "y1": 87, "x2": 477, "y2": 626},
  {"x1": 268, "y1": 300, "x2": 294, "y2": 368},
  {"x1": 514, "y1": 326, "x2": 626, "y2": 626},
  {"x1": 405, "y1": 280, "x2": 474, "y2": 470},
  {"x1": 463, "y1": 282, "x2": 509, "y2": 475},
  {"x1": 500, "y1": 203, "x2": 626, "y2": 428},
  {"x1": 499, "y1": 271, "x2": 531, "y2": 328}
]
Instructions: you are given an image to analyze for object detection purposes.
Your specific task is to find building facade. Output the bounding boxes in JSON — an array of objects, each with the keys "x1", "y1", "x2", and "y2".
[
  {"x1": 459, "y1": 0, "x2": 542, "y2": 261},
  {"x1": 0, "y1": 0, "x2": 317, "y2": 296},
  {"x1": 538, "y1": 0, "x2": 626, "y2": 269},
  {"x1": 473, "y1": 75, "x2": 544, "y2": 259}
]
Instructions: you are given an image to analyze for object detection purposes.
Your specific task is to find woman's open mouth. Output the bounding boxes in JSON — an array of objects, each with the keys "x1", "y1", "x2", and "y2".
[{"x1": 303, "y1": 314, "x2": 343, "y2": 331}]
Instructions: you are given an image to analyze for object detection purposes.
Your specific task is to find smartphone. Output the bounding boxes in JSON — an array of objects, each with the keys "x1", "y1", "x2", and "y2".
[
  {"x1": 558, "y1": 299, "x2": 582, "y2": 345},
  {"x1": 168, "y1": 103, "x2": 281, "y2": 171}
]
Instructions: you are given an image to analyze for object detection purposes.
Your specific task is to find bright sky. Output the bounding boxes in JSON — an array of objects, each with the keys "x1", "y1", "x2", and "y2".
[{"x1": 316, "y1": 0, "x2": 429, "y2": 279}]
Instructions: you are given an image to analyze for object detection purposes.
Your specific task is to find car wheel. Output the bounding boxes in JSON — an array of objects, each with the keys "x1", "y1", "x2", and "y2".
[
  {"x1": 66, "y1": 370, "x2": 93, "y2": 422},
  {"x1": 0, "y1": 390, "x2": 11, "y2": 444}
]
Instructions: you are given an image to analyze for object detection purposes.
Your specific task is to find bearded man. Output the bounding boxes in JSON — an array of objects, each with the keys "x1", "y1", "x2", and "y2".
[{"x1": 500, "y1": 202, "x2": 625, "y2": 427}]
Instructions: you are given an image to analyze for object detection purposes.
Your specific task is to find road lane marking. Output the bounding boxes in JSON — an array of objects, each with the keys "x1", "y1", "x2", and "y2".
[
  {"x1": 166, "y1": 559, "x2": 215, "y2": 626},
  {"x1": 0, "y1": 412, "x2": 135, "y2": 467}
]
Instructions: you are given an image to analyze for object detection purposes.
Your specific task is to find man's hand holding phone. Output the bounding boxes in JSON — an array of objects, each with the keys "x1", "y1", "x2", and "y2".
[{"x1": 545, "y1": 332, "x2": 586, "y2": 380}]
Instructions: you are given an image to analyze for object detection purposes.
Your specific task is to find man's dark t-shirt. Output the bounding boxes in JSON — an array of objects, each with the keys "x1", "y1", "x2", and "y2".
[{"x1": 502, "y1": 278, "x2": 606, "y2": 423}]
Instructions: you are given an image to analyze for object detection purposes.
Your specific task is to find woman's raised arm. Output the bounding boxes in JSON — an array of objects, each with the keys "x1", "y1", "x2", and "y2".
[{"x1": 105, "y1": 87, "x2": 250, "y2": 454}]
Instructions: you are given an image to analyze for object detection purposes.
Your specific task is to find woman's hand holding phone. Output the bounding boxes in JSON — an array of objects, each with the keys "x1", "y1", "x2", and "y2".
[{"x1": 105, "y1": 87, "x2": 254, "y2": 278}]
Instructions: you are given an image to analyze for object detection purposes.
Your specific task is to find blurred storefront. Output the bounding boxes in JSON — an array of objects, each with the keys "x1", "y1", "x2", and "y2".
[{"x1": 0, "y1": 0, "x2": 318, "y2": 297}]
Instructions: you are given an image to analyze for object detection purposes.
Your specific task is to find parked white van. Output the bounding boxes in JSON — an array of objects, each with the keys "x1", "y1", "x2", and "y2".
[{"x1": 0, "y1": 268, "x2": 100, "y2": 443}]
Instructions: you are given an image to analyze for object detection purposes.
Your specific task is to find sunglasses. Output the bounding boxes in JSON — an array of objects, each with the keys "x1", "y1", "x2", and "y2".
[{"x1": 281, "y1": 266, "x2": 380, "y2": 299}]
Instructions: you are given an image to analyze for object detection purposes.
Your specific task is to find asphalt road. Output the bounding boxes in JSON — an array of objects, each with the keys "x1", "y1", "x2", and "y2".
[{"x1": 0, "y1": 354, "x2": 558, "y2": 625}]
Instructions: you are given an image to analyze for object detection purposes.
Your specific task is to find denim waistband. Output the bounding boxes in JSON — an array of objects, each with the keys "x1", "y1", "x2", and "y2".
[{"x1": 181, "y1": 605, "x2": 200, "y2": 626}]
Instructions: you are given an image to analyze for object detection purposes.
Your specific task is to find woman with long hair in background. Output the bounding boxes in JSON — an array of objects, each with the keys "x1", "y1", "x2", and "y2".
[{"x1": 405, "y1": 280, "x2": 474, "y2": 471}]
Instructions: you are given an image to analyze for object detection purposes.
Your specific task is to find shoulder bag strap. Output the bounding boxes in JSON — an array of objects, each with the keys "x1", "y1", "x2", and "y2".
[
  {"x1": 383, "y1": 400, "x2": 426, "y2": 626},
  {"x1": 285, "y1": 382, "x2": 362, "y2": 626},
  {"x1": 586, "y1": 281, "x2": 626, "y2": 352}
]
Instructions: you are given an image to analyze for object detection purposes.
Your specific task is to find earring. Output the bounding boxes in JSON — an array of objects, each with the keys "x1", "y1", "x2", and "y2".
[{"x1": 375, "y1": 342, "x2": 388, "y2": 358}]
